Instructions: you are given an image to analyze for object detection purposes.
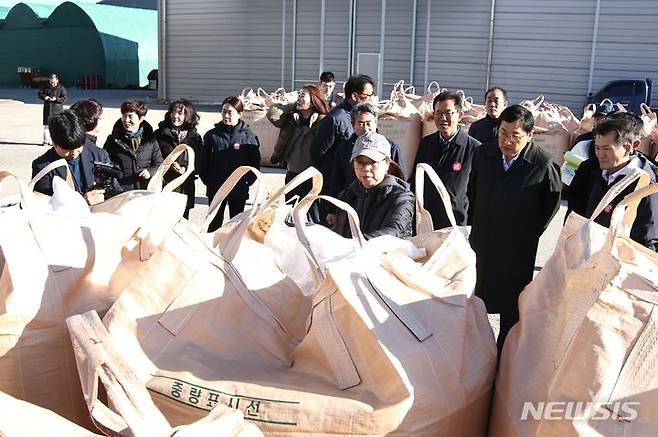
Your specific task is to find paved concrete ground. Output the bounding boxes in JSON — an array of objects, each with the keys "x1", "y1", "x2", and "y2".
[{"x1": 0, "y1": 88, "x2": 569, "y2": 338}]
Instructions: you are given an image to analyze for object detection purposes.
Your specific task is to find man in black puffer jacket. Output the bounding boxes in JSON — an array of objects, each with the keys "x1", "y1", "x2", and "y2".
[
  {"x1": 104, "y1": 99, "x2": 163, "y2": 191},
  {"x1": 335, "y1": 132, "x2": 415, "y2": 240}
]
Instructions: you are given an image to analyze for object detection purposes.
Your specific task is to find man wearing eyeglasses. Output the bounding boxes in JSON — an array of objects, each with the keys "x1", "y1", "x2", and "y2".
[
  {"x1": 468, "y1": 104, "x2": 561, "y2": 354},
  {"x1": 311, "y1": 74, "x2": 375, "y2": 224},
  {"x1": 411, "y1": 90, "x2": 481, "y2": 229},
  {"x1": 325, "y1": 103, "x2": 404, "y2": 200}
]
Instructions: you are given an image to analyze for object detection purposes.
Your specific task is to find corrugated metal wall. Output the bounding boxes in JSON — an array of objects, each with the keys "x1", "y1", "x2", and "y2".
[
  {"x1": 163, "y1": 0, "x2": 286, "y2": 102},
  {"x1": 287, "y1": 0, "x2": 352, "y2": 90},
  {"x1": 414, "y1": 0, "x2": 490, "y2": 100},
  {"x1": 591, "y1": 0, "x2": 658, "y2": 107},
  {"x1": 320, "y1": 0, "x2": 351, "y2": 82},
  {"x1": 161, "y1": 0, "x2": 658, "y2": 112},
  {"x1": 381, "y1": 0, "x2": 414, "y2": 98},
  {"x1": 489, "y1": 0, "x2": 596, "y2": 111},
  {"x1": 292, "y1": 0, "x2": 321, "y2": 88}
]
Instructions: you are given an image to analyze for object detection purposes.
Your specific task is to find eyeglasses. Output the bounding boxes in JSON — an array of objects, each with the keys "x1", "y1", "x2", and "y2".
[
  {"x1": 357, "y1": 92, "x2": 374, "y2": 99},
  {"x1": 499, "y1": 131, "x2": 526, "y2": 144},
  {"x1": 353, "y1": 157, "x2": 384, "y2": 169},
  {"x1": 434, "y1": 110, "x2": 459, "y2": 119}
]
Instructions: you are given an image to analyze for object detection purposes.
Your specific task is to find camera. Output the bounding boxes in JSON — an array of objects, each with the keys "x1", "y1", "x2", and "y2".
[{"x1": 91, "y1": 161, "x2": 123, "y2": 198}]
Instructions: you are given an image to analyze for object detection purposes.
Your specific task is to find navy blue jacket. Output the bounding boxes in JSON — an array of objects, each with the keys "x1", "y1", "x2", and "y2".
[
  {"x1": 31, "y1": 135, "x2": 116, "y2": 196},
  {"x1": 200, "y1": 120, "x2": 260, "y2": 201},
  {"x1": 468, "y1": 115, "x2": 499, "y2": 145},
  {"x1": 327, "y1": 132, "x2": 405, "y2": 197},
  {"x1": 310, "y1": 99, "x2": 355, "y2": 186}
]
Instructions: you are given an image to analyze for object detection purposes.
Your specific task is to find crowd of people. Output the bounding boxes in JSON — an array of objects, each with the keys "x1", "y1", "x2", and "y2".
[{"x1": 32, "y1": 71, "x2": 658, "y2": 353}]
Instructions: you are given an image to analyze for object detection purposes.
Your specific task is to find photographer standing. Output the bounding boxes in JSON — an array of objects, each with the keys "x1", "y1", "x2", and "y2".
[
  {"x1": 104, "y1": 99, "x2": 163, "y2": 191},
  {"x1": 38, "y1": 73, "x2": 67, "y2": 147},
  {"x1": 32, "y1": 110, "x2": 118, "y2": 205}
]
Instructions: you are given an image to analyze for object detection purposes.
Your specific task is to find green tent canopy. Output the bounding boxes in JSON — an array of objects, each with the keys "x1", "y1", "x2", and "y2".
[{"x1": 0, "y1": 1, "x2": 156, "y2": 87}]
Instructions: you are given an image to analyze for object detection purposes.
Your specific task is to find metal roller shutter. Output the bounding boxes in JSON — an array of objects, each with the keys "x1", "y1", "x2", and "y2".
[
  {"x1": 489, "y1": 0, "x2": 596, "y2": 110},
  {"x1": 591, "y1": 0, "x2": 658, "y2": 109}
]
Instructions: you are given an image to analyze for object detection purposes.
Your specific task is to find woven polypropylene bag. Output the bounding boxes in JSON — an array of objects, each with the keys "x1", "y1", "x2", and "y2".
[
  {"x1": 0, "y1": 148, "x2": 189, "y2": 428},
  {"x1": 256, "y1": 165, "x2": 496, "y2": 435},
  {"x1": 490, "y1": 169, "x2": 658, "y2": 436}
]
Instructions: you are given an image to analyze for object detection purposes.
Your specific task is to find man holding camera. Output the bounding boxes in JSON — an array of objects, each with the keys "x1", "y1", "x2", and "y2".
[
  {"x1": 38, "y1": 73, "x2": 67, "y2": 147},
  {"x1": 31, "y1": 109, "x2": 121, "y2": 205}
]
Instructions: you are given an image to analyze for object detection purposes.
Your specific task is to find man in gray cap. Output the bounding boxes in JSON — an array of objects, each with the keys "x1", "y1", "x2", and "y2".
[{"x1": 332, "y1": 132, "x2": 415, "y2": 240}]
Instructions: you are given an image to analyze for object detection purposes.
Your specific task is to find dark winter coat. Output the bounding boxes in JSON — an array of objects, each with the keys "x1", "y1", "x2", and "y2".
[
  {"x1": 38, "y1": 84, "x2": 67, "y2": 125},
  {"x1": 468, "y1": 114, "x2": 499, "y2": 145},
  {"x1": 468, "y1": 141, "x2": 561, "y2": 314},
  {"x1": 411, "y1": 128, "x2": 481, "y2": 229},
  {"x1": 335, "y1": 175, "x2": 415, "y2": 240},
  {"x1": 310, "y1": 99, "x2": 355, "y2": 187},
  {"x1": 104, "y1": 120, "x2": 164, "y2": 191},
  {"x1": 567, "y1": 153, "x2": 658, "y2": 251},
  {"x1": 154, "y1": 121, "x2": 203, "y2": 210},
  {"x1": 199, "y1": 120, "x2": 260, "y2": 202},
  {"x1": 31, "y1": 139, "x2": 115, "y2": 196},
  {"x1": 267, "y1": 104, "x2": 324, "y2": 174},
  {"x1": 328, "y1": 132, "x2": 405, "y2": 197}
]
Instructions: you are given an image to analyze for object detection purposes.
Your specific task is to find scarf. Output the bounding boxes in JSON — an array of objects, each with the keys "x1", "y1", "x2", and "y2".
[
  {"x1": 172, "y1": 128, "x2": 188, "y2": 144},
  {"x1": 126, "y1": 126, "x2": 144, "y2": 152}
]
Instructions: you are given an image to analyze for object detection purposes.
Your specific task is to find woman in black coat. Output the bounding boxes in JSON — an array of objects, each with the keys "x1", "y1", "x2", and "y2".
[
  {"x1": 104, "y1": 99, "x2": 164, "y2": 191},
  {"x1": 200, "y1": 96, "x2": 261, "y2": 232},
  {"x1": 155, "y1": 99, "x2": 203, "y2": 218},
  {"x1": 334, "y1": 132, "x2": 414, "y2": 240}
]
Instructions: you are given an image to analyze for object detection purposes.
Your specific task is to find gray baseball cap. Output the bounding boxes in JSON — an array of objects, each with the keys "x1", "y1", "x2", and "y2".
[{"x1": 350, "y1": 132, "x2": 391, "y2": 162}]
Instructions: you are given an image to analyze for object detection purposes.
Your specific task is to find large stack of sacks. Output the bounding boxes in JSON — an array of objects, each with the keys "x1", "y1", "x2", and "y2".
[{"x1": 0, "y1": 157, "x2": 499, "y2": 435}]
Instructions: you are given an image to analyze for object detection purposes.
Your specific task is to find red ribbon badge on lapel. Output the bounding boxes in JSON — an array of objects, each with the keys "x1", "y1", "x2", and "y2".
[
  {"x1": 452, "y1": 161, "x2": 462, "y2": 172},
  {"x1": 604, "y1": 204, "x2": 613, "y2": 214}
]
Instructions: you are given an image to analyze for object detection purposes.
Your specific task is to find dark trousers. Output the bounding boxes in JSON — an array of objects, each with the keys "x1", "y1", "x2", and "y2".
[
  {"x1": 207, "y1": 195, "x2": 247, "y2": 232},
  {"x1": 285, "y1": 170, "x2": 321, "y2": 224},
  {"x1": 497, "y1": 307, "x2": 520, "y2": 356}
]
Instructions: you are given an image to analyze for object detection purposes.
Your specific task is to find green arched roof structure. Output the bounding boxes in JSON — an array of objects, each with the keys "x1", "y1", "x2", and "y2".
[
  {"x1": 0, "y1": 1, "x2": 156, "y2": 87},
  {"x1": 2, "y1": 2, "x2": 56, "y2": 28}
]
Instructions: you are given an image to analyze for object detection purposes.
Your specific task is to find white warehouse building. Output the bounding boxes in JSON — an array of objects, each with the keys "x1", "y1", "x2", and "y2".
[{"x1": 157, "y1": 0, "x2": 658, "y2": 112}]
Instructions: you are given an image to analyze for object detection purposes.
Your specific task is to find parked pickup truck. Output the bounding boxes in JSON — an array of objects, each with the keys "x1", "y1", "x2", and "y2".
[{"x1": 587, "y1": 78, "x2": 657, "y2": 114}]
